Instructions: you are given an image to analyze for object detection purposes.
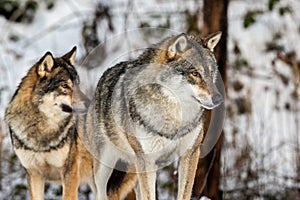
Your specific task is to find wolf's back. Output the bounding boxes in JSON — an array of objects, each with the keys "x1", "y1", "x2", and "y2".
[{"x1": 95, "y1": 62, "x2": 127, "y2": 120}]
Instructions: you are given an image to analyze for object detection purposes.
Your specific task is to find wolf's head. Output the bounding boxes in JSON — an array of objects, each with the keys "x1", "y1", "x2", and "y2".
[
  {"x1": 29, "y1": 47, "x2": 89, "y2": 119},
  {"x1": 155, "y1": 32, "x2": 223, "y2": 110}
]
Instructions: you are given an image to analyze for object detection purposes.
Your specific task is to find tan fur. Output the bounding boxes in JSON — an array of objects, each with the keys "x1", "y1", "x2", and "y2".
[
  {"x1": 108, "y1": 173, "x2": 137, "y2": 200},
  {"x1": 5, "y1": 47, "x2": 136, "y2": 200},
  {"x1": 16, "y1": 137, "x2": 96, "y2": 200},
  {"x1": 5, "y1": 48, "x2": 96, "y2": 200}
]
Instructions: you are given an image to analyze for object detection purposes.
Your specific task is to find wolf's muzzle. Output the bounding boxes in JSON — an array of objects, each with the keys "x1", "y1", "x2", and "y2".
[
  {"x1": 61, "y1": 104, "x2": 73, "y2": 113},
  {"x1": 212, "y1": 93, "x2": 223, "y2": 106}
]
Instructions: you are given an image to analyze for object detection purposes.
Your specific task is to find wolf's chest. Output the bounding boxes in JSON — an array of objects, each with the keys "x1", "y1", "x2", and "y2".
[
  {"x1": 137, "y1": 124, "x2": 202, "y2": 160},
  {"x1": 15, "y1": 144, "x2": 70, "y2": 171}
]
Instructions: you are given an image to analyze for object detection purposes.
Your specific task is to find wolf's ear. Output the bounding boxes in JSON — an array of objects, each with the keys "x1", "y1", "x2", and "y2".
[
  {"x1": 38, "y1": 52, "x2": 54, "y2": 78},
  {"x1": 167, "y1": 34, "x2": 188, "y2": 59},
  {"x1": 203, "y1": 31, "x2": 222, "y2": 52},
  {"x1": 62, "y1": 46, "x2": 77, "y2": 65}
]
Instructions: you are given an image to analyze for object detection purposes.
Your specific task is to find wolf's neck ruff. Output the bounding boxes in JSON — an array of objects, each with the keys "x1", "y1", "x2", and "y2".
[
  {"x1": 126, "y1": 81, "x2": 205, "y2": 140},
  {"x1": 109, "y1": 58, "x2": 206, "y2": 140},
  {"x1": 10, "y1": 119, "x2": 75, "y2": 152}
]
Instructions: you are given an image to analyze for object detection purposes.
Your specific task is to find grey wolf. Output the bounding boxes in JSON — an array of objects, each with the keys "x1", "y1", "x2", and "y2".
[
  {"x1": 5, "y1": 48, "x2": 135, "y2": 200},
  {"x1": 79, "y1": 31, "x2": 223, "y2": 200}
]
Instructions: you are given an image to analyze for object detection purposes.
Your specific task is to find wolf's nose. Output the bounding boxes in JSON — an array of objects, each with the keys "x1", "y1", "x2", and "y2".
[{"x1": 212, "y1": 93, "x2": 223, "y2": 105}]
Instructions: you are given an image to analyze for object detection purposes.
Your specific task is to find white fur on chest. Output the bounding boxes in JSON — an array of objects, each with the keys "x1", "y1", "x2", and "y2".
[
  {"x1": 136, "y1": 124, "x2": 202, "y2": 161},
  {"x1": 15, "y1": 145, "x2": 70, "y2": 170}
]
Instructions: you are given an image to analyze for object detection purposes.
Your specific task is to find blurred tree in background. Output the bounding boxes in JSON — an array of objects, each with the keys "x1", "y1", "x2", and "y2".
[{"x1": 192, "y1": 1, "x2": 228, "y2": 200}]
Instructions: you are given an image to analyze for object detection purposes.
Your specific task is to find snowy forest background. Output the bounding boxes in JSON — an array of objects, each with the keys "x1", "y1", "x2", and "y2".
[{"x1": 0, "y1": 0, "x2": 299, "y2": 199}]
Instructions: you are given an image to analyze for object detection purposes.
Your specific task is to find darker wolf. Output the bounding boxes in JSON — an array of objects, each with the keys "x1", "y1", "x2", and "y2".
[
  {"x1": 79, "y1": 32, "x2": 223, "y2": 200},
  {"x1": 5, "y1": 48, "x2": 135, "y2": 200}
]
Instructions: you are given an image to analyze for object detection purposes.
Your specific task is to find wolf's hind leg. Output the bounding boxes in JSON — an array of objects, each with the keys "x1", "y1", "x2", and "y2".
[{"x1": 107, "y1": 171, "x2": 138, "y2": 200}]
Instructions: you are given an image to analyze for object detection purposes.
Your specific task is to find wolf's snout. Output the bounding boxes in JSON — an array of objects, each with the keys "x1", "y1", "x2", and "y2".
[
  {"x1": 73, "y1": 101, "x2": 89, "y2": 113},
  {"x1": 212, "y1": 93, "x2": 223, "y2": 106},
  {"x1": 72, "y1": 87, "x2": 90, "y2": 113}
]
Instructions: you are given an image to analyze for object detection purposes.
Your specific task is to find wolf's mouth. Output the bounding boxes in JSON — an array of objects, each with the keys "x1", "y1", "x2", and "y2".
[
  {"x1": 192, "y1": 96, "x2": 220, "y2": 110},
  {"x1": 60, "y1": 104, "x2": 73, "y2": 113},
  {"x1": 193, "y1": 96, "x2": 205, "y2": 106}
]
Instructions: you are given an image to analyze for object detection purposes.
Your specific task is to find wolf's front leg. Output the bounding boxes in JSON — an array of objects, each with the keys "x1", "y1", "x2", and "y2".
[
  {"x1": 94, "y1": 164, "x2": 113, "y2": 200},
  {"x1": 94, "y1": 156, "x2": 116, "y2": 200},
  {"x1": 177, "y1": 147, "x2": 200, "y2": 200},
  {"x1": 26, "y1": 170, "x2": 45, "y2": 200},
  {"x1": 134, "y1": 182, "x2": 142, "y2": 200},
  {"x1": 62, "y1": 179, "x2": 79, "y2": 200},
  {"x1": 135, "y1": 157, "x2": 157, "y2": 200},
  {"x1": 137, "y1": 171, "x2": 156, "y2": 200},
  {"x1": 62, "y1": 162, "x2": 80, "y2": 200}
]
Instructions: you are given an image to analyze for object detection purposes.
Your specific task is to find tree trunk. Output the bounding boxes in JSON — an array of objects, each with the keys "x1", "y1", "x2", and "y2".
[
  {"x1": 192, "y1": 0, "x2": 228, "y2": 200},
  {"x1": 202, "y1": 0, "x2": 228, "y2": 84}
]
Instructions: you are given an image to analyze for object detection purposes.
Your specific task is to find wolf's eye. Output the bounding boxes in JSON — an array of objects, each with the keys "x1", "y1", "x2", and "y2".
[
  {"x1": 61, "y1": 83, "x2": 69, "y2": 89},
  {"x1": 191, "y1": 71, "x2": 201, "y2": 78}
]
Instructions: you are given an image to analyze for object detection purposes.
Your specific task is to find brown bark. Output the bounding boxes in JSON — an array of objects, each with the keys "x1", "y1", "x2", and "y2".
[
  {"x1": 202, "y1": 0, "x2": 228, "y2": 84},
  {"x1": 192, "y1": 0, "x2": 228, "y2": 200}
]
